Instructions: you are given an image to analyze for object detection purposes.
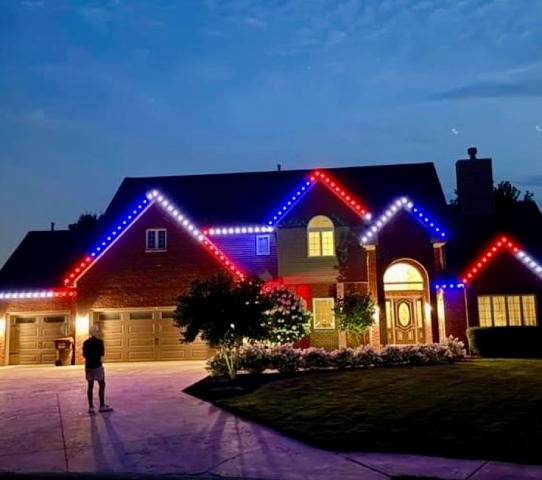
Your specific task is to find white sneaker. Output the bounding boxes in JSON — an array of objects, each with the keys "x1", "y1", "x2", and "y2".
[{"x1": 99, "y1": 405, "x2": 113, "y2": 413}]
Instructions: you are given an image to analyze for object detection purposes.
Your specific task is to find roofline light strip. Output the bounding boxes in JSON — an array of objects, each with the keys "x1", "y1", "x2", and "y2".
[
  {"x1": 361, "y1": 197, "x2": 447, "y2": 244},
  {"x1": 63, "y1": 199, "x2": 153, "y2": 286},
  {"x1": 434, "y1": 283, "x2": 465, "y2": 290},
  {"x1": 203, "y1": 226, "x2": 274, "y2": 236},
  {"x1": 0, "y1": 288, "x2": 77, "y2": 300},
  {"x1": 461, "y1": 235, "x2": 542, "y2": 284},
  {"x1": 147, "y1": 190, "x2": 245, "y2": 280},
  {"x1": 311, "y1": 171, "x2": 369, "y2": 216},
  {"x1": 267, "y1": 179, "x2": 315, "y2": 225}
]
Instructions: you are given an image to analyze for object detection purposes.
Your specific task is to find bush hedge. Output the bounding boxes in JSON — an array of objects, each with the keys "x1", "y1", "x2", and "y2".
[
  {"x1": 206, "y1": 336, "x2": 466, "y2": 377},
  {"x1": 467, "y1": 326, "x2": 542, "y2": 358}
]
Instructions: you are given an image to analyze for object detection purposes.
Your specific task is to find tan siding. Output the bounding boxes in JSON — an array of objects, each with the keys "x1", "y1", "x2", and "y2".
[{"x1": 278, "y1": 227, "x2": 344, "y2": 283}]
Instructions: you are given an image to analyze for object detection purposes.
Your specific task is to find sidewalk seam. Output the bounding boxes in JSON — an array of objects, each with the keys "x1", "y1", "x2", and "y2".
[
  {"x1": 337, "y1": 452, "x2": 392, "y2": 478},
  {"x1": 465, "y1": 460, "x2": 489, "y2": 480},
  {"x1": 56, "y1": 393, "x2": 69, "y2": 473}
]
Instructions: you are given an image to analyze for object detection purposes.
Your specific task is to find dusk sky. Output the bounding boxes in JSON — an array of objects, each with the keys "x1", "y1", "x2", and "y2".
[{"x1": 1, "y1": 0, "x2": 541, "y2": 267}]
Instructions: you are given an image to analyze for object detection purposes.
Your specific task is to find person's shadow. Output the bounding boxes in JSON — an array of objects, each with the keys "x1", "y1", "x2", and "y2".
[{"x1": 101, "y1": 412, "x2": 138, "y2": 472}]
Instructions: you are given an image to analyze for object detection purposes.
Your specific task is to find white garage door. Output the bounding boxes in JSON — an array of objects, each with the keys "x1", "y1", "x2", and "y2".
[
  {"x1": 9, "y1": 314, "x2": 68, "y2": 365},
  {"x1": 95, "y1": 310, "x2": 211, "y2": 362}
]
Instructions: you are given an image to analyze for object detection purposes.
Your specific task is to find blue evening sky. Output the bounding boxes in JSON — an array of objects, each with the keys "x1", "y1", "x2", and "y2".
[{"x1": 1, "y1": 0, "x2": 541, "y2": 266}]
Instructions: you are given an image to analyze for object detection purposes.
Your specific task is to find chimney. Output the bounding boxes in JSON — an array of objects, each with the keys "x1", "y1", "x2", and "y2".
[
  {"x1": 455, "y1": 147, "x2": 494, "y2": 216},
  {"x1": 51, "y1": 222, "x2": 55, "y2": 231},
  {"x1": 277, "y1": 163, "x2": 282, "y2": 172}
]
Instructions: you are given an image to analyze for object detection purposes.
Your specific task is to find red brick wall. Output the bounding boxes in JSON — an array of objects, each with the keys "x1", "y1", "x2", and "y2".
[
  {"x1": 443, "y1": 288, "x2": 468, "y2": 347},
  {"x1": 77, "y1": 203, "x2": 226, "y2": 314}
]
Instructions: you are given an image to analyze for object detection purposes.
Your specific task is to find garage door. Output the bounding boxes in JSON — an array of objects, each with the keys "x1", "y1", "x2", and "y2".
[
  {"x1": 9, "y1": 315, "x2": 68, "y2": 365},
  {"x1": 95, "y1": 310, "x2": 211, "y2": 362}
]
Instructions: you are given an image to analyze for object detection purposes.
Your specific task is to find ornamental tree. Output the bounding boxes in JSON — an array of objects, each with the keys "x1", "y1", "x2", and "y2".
[
  {"x1": 333, "y1": 292, "x2": 376, "y2": 347},
  {"x1": 262, "y1": 285, "x2": 312, "y2": 345},
  {"x1": 173, "y1": 271, "x2": 273, "y2": 378}
]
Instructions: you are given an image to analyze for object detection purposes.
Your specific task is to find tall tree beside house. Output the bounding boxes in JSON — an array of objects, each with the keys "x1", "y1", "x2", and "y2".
[
  {"x1": 449, "y1": 181, "x2": 535, "y2": 206},
  {"x1": 68, "y1": 212, "x2": 103, "y2": 232}
]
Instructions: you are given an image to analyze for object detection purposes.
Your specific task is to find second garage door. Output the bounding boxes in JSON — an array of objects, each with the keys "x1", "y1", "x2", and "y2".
[{"x1": 95, "y1": 310, "x2": 210, "y2": 362}]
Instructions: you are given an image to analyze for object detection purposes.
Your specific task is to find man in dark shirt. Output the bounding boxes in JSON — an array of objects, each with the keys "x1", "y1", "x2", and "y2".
[{"x1": 83, "y1": 325, "x2": 113, "y2": 414}]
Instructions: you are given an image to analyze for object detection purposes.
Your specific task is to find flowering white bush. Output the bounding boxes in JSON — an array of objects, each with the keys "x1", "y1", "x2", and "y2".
[
  {"x1": 263, "y1": 286, "x2": 312, "y2": 345},
  {"x1": 301, "y1": 347, "x2": 332, "y2": 370},
  {"x1": 269, "y1": 345, "x2": 302, "y2": 373},
  {"x1": 352, "y1": 345, "x2": 382, "y2": 368},
  {"x1": 329, "y1": 347, "x2": 355, "y2": 369},
  {"x1": 206, "y1": 337, "x2": 466, "y2": 377},
  {"x1": 238, "y1": 344, "x2": 271, "y2": 374}
]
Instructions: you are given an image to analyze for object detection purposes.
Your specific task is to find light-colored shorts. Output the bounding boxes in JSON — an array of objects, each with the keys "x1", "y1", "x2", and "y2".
[{"x1": 85, "y1": 366, "x2": 105, "y2": 382}]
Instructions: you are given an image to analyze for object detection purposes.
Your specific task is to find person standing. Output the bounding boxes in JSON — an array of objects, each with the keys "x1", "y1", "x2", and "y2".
[{"x1": 83, "y1": 325, "x2": 113, "y2": 414}]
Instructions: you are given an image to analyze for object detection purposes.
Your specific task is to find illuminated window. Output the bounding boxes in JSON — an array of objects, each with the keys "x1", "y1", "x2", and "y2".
[
  {"x1": 313, "y1": 297, "x2": 335, "y2": 329},
  {"x1": 256, "y1": 235, "x2": 271, "y2": 256},
  {"x1": 477, "y1": 295, "x2": 538, "y2": 327},
  {"x1": 384, "y1": 262, "x2": 424, "y2": 291},
  {"x1": 307, "y1": 216, "x2": 335, "y2": 257},
  {"x1": 146, "y1": 229, "x2": 167, "y2": 251}
]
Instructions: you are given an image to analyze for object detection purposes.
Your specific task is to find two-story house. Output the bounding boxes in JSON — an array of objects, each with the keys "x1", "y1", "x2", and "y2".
[{"x1": 1, "y1": 149, "x2": 541, "y2": 366}]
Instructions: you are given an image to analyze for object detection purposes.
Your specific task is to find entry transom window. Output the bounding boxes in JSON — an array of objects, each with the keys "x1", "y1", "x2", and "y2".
[
  {"x1": 313, "y1": 297, "x2": 335, "y2": 329},
  {"x1": 146, "y1": 229, "x2": 167, "y2": 251},
  {"x1": 478, "y1": 295, "x2": 537, "y2": 327},
  {"x1": 384, "y1": 263, "x2": 424, "y2": 291},
  {"x1": 308, "y1": 215, "x2": 335, "y2": 257}
]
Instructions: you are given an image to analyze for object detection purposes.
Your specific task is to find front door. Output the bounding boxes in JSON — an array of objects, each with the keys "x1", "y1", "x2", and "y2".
[{"x1": 385, "y1": 295, "x2": 425, "y2": 344}]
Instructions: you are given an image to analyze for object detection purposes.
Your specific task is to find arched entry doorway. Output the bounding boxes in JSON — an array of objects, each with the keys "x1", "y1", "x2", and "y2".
[{"x1": 384, "y1": 261, "x2": 429, "y2": 344}]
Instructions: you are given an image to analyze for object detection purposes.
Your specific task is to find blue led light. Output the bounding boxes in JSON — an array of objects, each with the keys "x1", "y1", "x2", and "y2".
[
  {"x1": 267, "y1": 180, "x2": 314, "y2": 225},
  {"x1": 361, "y1": 197, "x2": 448, "y2": 244},
  {"x1": 435, "y1": 283, "x2": 465, "y2": 289}
]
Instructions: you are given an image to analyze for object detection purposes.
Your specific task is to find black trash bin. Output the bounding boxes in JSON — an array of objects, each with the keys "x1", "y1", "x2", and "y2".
[{"x1": 54, "y1": 337, "x2": 74, "y2": 366}]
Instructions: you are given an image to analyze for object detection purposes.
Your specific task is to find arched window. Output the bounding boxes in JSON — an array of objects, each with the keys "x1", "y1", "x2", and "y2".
[
  {"x1": 383, "y1": 262, "x2": 424, "y2": 291},
  {"x1": 307, "y1": 215, "x2": 335, "y2": 257}
]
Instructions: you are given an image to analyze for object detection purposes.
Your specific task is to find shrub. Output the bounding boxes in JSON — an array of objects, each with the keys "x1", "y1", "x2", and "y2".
[
  {"x1": 329, "y1": 347, "x2": 355, "y2": 369},
  {"x1": 238, "y1": 344, "x2": 271, "y2": 374},
  {"x1": 269, "y1": 345, "x2": 302, "y2": 373},
  {"x1": 205, "y1": 337, "x2": 466, "y2": 377},
  {"x1": 301, "y1": 347, "x2": 332, "y2": 370},
  {"x1": 468, "y1": 327, "x2": 542, "y2": 358}
]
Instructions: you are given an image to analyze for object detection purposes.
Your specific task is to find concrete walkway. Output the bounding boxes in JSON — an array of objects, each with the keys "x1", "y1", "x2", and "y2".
[{"x1": 0, "y1": 362, "x2": 541, "y2": 480}]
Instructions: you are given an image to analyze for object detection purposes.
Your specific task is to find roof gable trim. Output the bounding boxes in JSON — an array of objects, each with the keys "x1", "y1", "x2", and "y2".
[
  {"x1": 267, "y1": 170, "x2": 370, "y2": 226},
  {"x1": 361, "y1": 197, "x2": 448, "y2": 245},
  {"x1": 462, "y1": 235, "x2": 542, "y2": 284},
  {"x1": 63, "y1": 189, "x2": 245, "y2": 287}
]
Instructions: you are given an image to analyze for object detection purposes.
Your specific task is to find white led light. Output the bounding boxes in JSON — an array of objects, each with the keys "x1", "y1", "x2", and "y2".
[
  {"x1": 157, "y1": 195, "x2": 163, "y2": 201},
  {"x1": 146, "y1": 193, "x2": 153, "y2": 200}
]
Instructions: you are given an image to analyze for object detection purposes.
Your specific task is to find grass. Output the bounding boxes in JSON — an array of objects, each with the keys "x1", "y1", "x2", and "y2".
[{"x1": 197, "y1": 359, "x2": 542, "y2": 465}]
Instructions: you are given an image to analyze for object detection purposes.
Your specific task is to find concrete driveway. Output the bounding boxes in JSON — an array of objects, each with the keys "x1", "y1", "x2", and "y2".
[{"x1": 1, "y1": 362, "x2": 541, "y2": 480}]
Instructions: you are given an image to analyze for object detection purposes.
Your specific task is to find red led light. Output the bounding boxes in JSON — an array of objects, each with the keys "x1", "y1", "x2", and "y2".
[
  {"x1": 309, "y1": 170, "x2": 368, "y2": 216},
  {"x1": 462, "y1": 235, "x2": 519, "y2": 284}
]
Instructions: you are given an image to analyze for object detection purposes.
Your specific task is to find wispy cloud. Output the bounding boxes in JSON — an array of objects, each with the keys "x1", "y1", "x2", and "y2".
[
  {"x1": 432, "y1": 79, "x2": 542, "y2": 100},
  {"x1": 244, "y1": 16, "x2": 266, "y2": 28},
  {"x1": 22, "y1": 0, "x2": 44, "y2": 7}
]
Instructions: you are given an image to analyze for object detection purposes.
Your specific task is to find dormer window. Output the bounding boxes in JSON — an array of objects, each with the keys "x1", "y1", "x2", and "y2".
[
  {"x1": 307, "y1": 215, "x2": 335, "y2": 257},
  {"x1": 146, "y1": 229, "x2": 167, "y2": 251}
]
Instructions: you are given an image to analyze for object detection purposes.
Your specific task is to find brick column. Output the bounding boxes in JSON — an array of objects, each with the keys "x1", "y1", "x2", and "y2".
[{"x1": 365, "y1": 244, "x2": 383, "y2": 350}]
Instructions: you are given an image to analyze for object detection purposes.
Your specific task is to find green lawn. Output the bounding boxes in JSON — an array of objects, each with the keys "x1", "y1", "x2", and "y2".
[{"x1": 214, "y1": 359, "x2": 542, "y2": 465}]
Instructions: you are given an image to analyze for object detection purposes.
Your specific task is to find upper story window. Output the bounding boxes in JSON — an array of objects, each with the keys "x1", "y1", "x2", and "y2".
[
  {"x1": 256, "y1": 235, "x2": 271, "y2": 256},
  {"x1": 307, "y1": 215, "x2": 335, "y2": 257},
  {"x1": 146, "y1": 229, "x2": 167, "y2": 251}
]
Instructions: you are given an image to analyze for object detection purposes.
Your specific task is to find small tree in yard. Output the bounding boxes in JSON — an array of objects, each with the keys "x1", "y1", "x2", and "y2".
[
  {"x1": 262, "y1": 285, "x2": 312, "y2": 345},
  {"x1": 334, "y1": 292, "x2": 376, "y2": 348},
  {"x1": 173, "y1": 271, "x2": 273, "y2": 379}
]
